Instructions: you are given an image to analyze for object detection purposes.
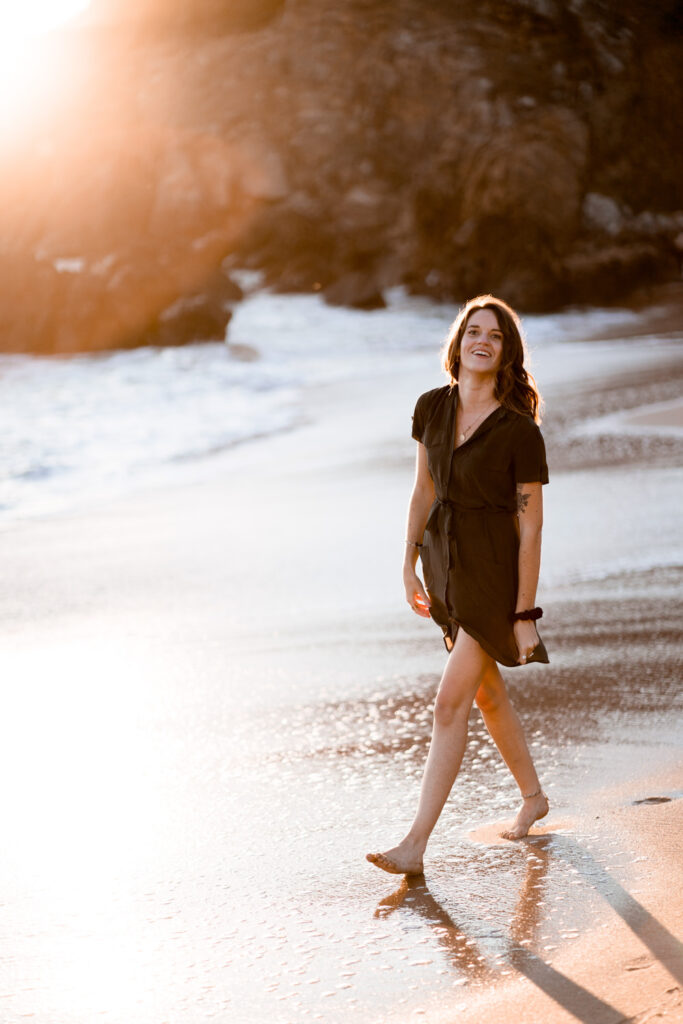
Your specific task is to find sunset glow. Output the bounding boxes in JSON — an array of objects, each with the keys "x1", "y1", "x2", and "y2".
[
  {"x1": 0, "y1": 2, "x2": 91, "y2": 130},
  {"x1": 0, "y1": 0, "x2": 90, "y2": 37}
]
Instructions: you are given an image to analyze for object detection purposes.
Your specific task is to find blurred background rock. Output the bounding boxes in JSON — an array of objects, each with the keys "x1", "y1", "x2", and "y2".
[{"x1": 1, "y1": 0, "x2": 682, "y2": 352}]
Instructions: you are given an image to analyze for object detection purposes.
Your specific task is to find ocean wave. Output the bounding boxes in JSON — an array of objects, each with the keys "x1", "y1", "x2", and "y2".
[{"x1": 0, "y1": 288, "x2": 677, "y2": 523}]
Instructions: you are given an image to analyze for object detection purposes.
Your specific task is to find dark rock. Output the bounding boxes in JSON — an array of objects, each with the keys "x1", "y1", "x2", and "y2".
[
  {"x1": 145, "y1": 295, "x2": 232, "y2": 347},
  {"x1": 234, "y1": 206, "x2": 339, "y2": 292},
  {"x1": 495, "y1": 266, "x2": 566, "y2": 314},
  {"x1": 204, "y1": 268, "x2": 244, "y2": 305},
  {"x1": 323, "y1": 273, "x2": 386, "y2": 311},
  {"x1": 564, "y1": 243, "x2": 680, "y2": 305}
]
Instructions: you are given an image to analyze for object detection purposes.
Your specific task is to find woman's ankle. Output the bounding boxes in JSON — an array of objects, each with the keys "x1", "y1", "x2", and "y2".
[{"x1": 405, "y1": 828, "x2": 429, "y2": 852}]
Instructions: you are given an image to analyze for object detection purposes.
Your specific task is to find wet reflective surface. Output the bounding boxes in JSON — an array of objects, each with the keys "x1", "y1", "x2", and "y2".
[{"x1": 0, "y1": 562, "x2": 680, "y2": 1022}]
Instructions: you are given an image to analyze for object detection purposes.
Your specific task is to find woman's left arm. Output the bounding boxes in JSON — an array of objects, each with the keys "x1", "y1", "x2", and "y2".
[{"x1": 514, "y1": 481, "x2": 543, "y2": 663}]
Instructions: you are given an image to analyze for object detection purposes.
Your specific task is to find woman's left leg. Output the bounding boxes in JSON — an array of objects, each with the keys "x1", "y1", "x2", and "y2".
[
  {"x1": 366, "y1": 628, "x2": 492, "y2": 875},
  {"x1": 475, "y1": 661, "x2": 548, "y2": 839}
]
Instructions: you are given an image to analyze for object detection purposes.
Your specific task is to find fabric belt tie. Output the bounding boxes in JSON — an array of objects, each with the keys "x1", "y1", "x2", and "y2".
[
  {"x1": 436, "y1": 498, "x2": 514, "y2": 514},
  {"x1": 434, "y1": 498, "x2": 514, "y2": 577}
]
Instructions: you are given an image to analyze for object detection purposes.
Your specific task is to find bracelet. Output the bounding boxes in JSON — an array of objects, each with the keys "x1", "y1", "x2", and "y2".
[
  {"x1": 405, "y1": 539, "x2": 423, "y2": 549},
  {"x1": 512, "y1": 607, "x2": 543, "y2": 622}
]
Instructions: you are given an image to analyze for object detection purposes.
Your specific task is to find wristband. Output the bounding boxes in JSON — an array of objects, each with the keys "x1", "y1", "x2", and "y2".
[{"x1": 512, "y1": 607, "x2": 543, "y2": 622}]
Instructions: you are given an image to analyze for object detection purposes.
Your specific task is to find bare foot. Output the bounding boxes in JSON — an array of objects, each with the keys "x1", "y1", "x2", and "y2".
[
  {"x1": 366, "y1": 839, "x2": 424, "y2": 876},
  {"x1": 500, "y1": 791, "x2": 549, "y2": 840}
]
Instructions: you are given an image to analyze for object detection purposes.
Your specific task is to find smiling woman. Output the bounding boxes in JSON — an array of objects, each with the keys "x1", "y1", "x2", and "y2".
[{"x1": 367, "y1": 294, "x2": 551, "y2": 877}]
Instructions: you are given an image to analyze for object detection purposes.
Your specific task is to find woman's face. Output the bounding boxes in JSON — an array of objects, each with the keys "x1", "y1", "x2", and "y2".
[{"x1": 458, "y1": 308, "x2": 504, "y2": 375}]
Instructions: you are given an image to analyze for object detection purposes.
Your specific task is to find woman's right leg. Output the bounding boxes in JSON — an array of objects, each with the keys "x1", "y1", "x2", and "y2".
[{"x1": 366, "y1": 629, "x2": 493, "y2": 874}]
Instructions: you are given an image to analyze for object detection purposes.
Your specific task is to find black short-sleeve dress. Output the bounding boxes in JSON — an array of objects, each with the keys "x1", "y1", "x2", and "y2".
[{"x1": 412, "y1": 383, "x2": 549, "y2": 666}]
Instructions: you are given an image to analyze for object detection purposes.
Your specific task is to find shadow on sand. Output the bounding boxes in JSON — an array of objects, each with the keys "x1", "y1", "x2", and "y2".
[{"x1": 373, "y1": 832, "x2": 683, "y2": 1023}]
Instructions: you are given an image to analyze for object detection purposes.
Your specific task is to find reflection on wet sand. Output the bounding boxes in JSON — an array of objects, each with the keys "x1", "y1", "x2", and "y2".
[
  {"x1": 261, "y1": 567, "x2": 682, "y2": 783},
  {"x1": 372, "y1": 834, "x2": 554, "y2": 984},
  {"x1": 372, "y1": 829, "x2": 683, "y2": 1023},
  {"x1": 509, "y1": 835, "x2": 552, "y2": 950},
  {"x1": 374, "y1": 876, "x2": 489, "y2": 981}
]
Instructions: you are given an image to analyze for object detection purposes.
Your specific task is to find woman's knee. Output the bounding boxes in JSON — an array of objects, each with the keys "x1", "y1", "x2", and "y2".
[
  {"x1": 434, "y1": 676, "x2": 478, "y2": 726},
  {"x1": 433, "y1": 691, "x2": 470, "y2": 727},
  {"x1": 475, "y1": 667, "x2": 507, "y2": 715},
  {"x1": 434, "y1": 631, "x2": 491, "y2": 726}
]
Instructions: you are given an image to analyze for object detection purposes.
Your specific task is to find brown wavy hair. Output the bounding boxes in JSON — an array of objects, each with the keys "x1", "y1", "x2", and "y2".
[{"x1": 441, "y1": 295, "x2": 543, "y2": 423}]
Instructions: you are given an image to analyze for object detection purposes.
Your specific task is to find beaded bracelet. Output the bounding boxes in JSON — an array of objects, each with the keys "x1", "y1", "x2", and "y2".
[
  {"x1": 512, "y1": 607, "x2": 543, "y2": 622},
  {"x1": 405, "y1": 540, "x2": 423, "y2": 549}
]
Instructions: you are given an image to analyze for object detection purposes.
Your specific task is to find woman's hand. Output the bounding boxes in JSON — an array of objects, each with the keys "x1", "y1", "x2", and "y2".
[
  {"x1": 403, "y1": 568, "x2": 432, "y2": 618},
  {"x1": 514, "y1": 619, "x2": 539, "y2": 664}
]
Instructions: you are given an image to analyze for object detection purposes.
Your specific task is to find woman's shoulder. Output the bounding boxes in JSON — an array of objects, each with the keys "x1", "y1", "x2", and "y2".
[
  {"x1": 503, "y1": 408, "x2": 549, "y2": 481},
  {"x1": 504, "y1": 408, "x2": 544, "y2": 436},
  {"x1": 412, "y1": 384, "x2": 452, "y2": 443},
  {"x1": 414, "y1": 384, "x2": 452, "y2": 414}
]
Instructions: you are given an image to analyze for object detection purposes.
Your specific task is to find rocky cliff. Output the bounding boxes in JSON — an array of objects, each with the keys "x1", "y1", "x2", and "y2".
[{"x1": 1, "y1": 0, "x2": 681, "y2": 352}]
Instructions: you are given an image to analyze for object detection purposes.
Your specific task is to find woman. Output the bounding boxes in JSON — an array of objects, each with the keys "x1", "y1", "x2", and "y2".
[{"x1": 367, "y1": 295, "x2": 550, "y2": 876}]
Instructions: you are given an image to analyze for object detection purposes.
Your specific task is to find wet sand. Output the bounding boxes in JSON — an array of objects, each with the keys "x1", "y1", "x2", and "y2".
[
  {"x1": 0, "y1": 312, "x2": 681, "y2": 1022},
  {"x1": 623, "y1": 397, "x2": 683, "y2": 430},
  {"x1": 415, "y1": 769, "x2": 683, "y2": 1024}
]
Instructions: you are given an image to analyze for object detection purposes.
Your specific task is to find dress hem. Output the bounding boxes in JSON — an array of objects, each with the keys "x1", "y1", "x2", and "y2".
[{"x1": 441, "y1": 618, "x2": 549, "y2": 668}]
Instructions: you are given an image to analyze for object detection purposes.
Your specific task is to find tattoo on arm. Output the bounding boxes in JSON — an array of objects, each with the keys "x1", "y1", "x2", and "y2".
[{"x1": 516, "y1": 489, "x2": 531, "y2": 515}]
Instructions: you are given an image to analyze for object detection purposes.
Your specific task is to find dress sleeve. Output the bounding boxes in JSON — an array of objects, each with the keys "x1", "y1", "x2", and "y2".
[
  {"x1": 512, "y1": 417, "x2": 549, "y2": 484},
  {"x1": 411, "y1": 392, "x2": 429, "y2": 443}
]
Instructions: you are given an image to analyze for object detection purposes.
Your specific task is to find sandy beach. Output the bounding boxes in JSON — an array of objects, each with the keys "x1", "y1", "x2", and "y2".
[{"x1": 0, "y1": 298, "x2": 682, "y2": 1023}]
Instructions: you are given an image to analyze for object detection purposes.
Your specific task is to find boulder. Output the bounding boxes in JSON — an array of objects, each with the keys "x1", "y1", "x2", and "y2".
[
  {"x1": 0, "y1": 122, "x2": 255, "y2": 352},
  {"x1": 323, "y1": 272, "x2": 386, "y2": 311},
  {"x1": 204, "y1": 268, "x2": 244, "y2": 305},
  {"x1": 146, "y1": 294, "x2": 232, "y2": 347}
]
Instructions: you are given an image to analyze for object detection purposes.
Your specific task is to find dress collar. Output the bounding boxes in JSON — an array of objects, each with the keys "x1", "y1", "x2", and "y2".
[{"x1": 449, "y1": 383, "x2": 507, "y2": 451}]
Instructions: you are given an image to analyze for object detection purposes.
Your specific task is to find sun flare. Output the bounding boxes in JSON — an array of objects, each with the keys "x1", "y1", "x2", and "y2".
[
  {"x1": 0, "y1": 2, "x2": 91, "y2": 130},
  {"x1": 0, "y1": 0, "x2": 90, "y2": 38}
]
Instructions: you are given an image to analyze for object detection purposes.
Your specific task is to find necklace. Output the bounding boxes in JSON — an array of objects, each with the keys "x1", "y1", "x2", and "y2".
[{"x1": 456, "y1": 401, "x2": 500, "y2": 445}]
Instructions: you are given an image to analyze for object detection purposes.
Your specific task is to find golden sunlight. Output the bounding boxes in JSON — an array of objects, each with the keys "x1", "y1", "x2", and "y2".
[
  {"x1": 0, "y1": 2, "x2": 91, "y2": 130},
  {"x1": 0, "y1": 1, "x2": 90, "y2": 37}
]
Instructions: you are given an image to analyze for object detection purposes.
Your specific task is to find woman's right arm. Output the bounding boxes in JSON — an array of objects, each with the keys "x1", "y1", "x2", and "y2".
[{"x1": 403, "y1": 442, "x2": 435, "y2": 618}]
